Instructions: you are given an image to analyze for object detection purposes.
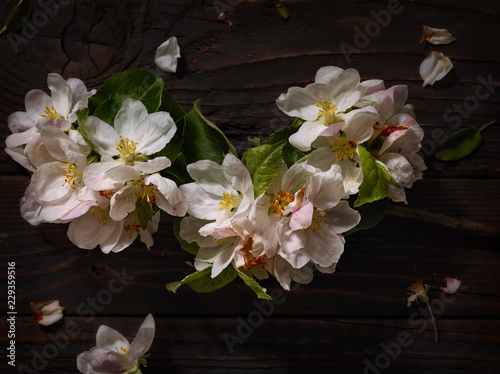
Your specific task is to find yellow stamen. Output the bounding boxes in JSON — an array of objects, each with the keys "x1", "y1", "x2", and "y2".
[
  {"x1": 213, "y1": 237, "x2": 231, "y2": 245},
  {"x1": 310, "y1": 209, "x2": 326, "y2": 232},
  {"x1": 134, "y1": 180, "x2": 158, "y2": 204},
  {"x1": 62, "y1": 161, "x2": 81, "y2": 189},
  {"x1": 116, "y1": 346, "x2": 128, "y2": 357},
  {"x1": 41, "y1": 106, "x2": 61, "y2": 119},
  {"x1": 270, "y1": 191, "x2": 294, "y2": 215},
  {"x1": 89, "y1": 207, "x2": 108, "y2": 226},
  {"x1": 219, "y1": 191, "x2": 242, "y2": 213},
  {"x1": 331, "y1": 137, "x2": 356, "y2": 161},
  {"x1": 116, "y1": 136, "x2": 138, "y2": 163},
  {"x1": 316, "y1": 100, "x2": 338, "y2": 125}
]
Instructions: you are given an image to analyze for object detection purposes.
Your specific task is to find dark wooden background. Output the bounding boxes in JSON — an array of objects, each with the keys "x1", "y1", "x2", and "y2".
[{"x1": 1, "y1": 1, "x2": 499, "y2": 373}]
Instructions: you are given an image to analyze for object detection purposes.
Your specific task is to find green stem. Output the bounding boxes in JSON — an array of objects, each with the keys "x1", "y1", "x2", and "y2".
[
  {"x1": 0, "y1": 25, "x2": 6, "y2": 35},
  {"x1": 478, "y1": 120, "x2": 497, "y2": 133}
]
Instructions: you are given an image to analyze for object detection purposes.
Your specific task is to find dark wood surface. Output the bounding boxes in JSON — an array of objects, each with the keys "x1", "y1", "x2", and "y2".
[{"x1": 1, "y1": 1, "x2": 499, "y2": 373}]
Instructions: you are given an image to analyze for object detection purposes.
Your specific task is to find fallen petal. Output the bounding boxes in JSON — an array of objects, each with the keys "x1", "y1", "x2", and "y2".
[
  {"x1": 440, "y1": 277, "x2": 461, "y2": 294},
  {"x1": 30, "y1": 299, "x2": 65, "y2": 326},
  {"x1": 419, "y1": 51, "x2": 453, "y2": 87},
  {"x1": 421, "y1": 25, "x2": 456, "y2": 45},
  {"x1": 155, "y1": 36, "x2": 181, "y2": 73}
]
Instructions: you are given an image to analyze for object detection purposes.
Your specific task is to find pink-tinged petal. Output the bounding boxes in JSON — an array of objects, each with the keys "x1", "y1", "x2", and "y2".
[
  {"x1": 358, "y1": 79, "x2": 385, "y2": 96},
  {"x1": 323, "y1": 201, "x2": 361, "y2": 234},
  {"x1": 109, "y1": 185, "x2": 136, "y2": 221},
  {"x1": 25, "y1": 133, "x2": 57, "y2": 168},
  {"x1": 127, "y1": 314, "x2": 155, "y2": 362},
  {"x1": 25, "y1": 89, "x2": 52, "y2": 122},
  {"x1": 276, "y1": 82, "x2": 327, "y2": 121},
  {"x1": 340, "y1": 107, "x2": 379, "y2": 144},
  {"x1": 38, "y1": 125, "x2": 87, "y2": 162},
  {"x1": 155, "y1": 36, "x2": 181, "y2": 73},
  {"x1": 277, "y1": 217, "x2": 307, "y2": 255},
  {"x1": 77, "y1": 350, "x2": 101, "y2": 374},
  {"x1": 186, "y1": 159, "x2": 232, "y2": 195},
  {"x1": 440, "y1": 277, "x2": 461, "y2": 294},
  {"x1": 317, "y1": 122, "x2": 343, "y2": 138},
  {"x1": 5, "y1": 127, "x2": 37, "y2": 148},
  {"x1": 66, "y1": 77, "x2": 94, "y2": 113},
  {"x1": 106, "y1": 164, "x2": 140, "y2": 184},
  {"x1": 387, "y1": 184, "x2": 407, "y2": 203},
  {"x1": 289, "y1": 120, "x2": 330, "y2": 152},
  {"x1": 314, "y1": 66, "x2": 344, "y2": 84},
  {"x1": 20, "y1": 188, "x2": 44, "y2": 225},
  {"x1": 146, "y1": 174, "x2": 188, "y2": 217},
  {"x1": 8, "y1": 111, "x2": 35, "y2": 133},
  {"x1": 5, "y1": 145, "x2": 35, "y2": 172},
  {"x1": 83, "y1": 156, "x2": 125, "y2": 191},
  {"x1": 133, "y1": 157, "x2": 171, "y2": 175},
  {"x1": 85, "y1": 348, "x2": 131, "y2": 373},
  {"x1": 290, "y1": 201, "x2": 314, "y2": 231},
  {"x1": 83, "y1": 116, "x2": 120, "y2": 157},
  {"x1": 47, "y1": 73, "x2": 73, "y2": 118},
  {"x1": 307, "y1": 165, "x2": 345, "y2": 210},
  {"x1": 420, "y1": 51, "x2": 453, "y2": 87},
  {"x1": 281, "y1": 163, "x2": 315, "y2": 195},
  {"x1": 29, "y1": 162, "x2": 70, "y2": 202}
]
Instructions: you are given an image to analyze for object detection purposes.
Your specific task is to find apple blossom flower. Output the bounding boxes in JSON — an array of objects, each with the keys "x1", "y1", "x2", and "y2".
[
  {"x1": 440, "y1": 277, "x2": 461, "y2": 294},
  {"x1": 5, "y1": 73, "x2": 94, "y2": 171},
  {"x1": 407, "y1": 279, "x2": 438, "y2": 343},
  {"x1": 277, "y1": 67, "x2": 379, "y2": 152},
  {"x1": 77, "y1": 314, "x2": 155, "y2": 374},
  {"x1": 420, "y1": 51, "x2": 453, "y2": 88},
  {"x1": 420, "y1": 25, "x2": 456, "y2": 45},
  {"x1": 179, "y1": 153, "x2": 254, "y2": 238},
  {"x1": 263, "y1": 162, "x2": 360, "y2": 271},
  {"x1": 30, "y1": 300, "x2": 65, "y2": 326},
  {"x1": 82, "y1": 98, "x2": 176, "y2": 166},
  {"x1": 155, "y1": 36, "x2": 181, "y2": 73}
]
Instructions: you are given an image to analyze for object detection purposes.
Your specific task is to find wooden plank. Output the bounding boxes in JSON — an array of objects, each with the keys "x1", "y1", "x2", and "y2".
[{"x1": 1, "y1": 317, "x2": 499, "y2": 373}]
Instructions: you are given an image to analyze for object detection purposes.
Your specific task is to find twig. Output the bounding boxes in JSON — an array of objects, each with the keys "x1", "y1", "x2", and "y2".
[
  {"x1": 387, "y1": 205, "x2": 500, "y2": 238},
  {"x1": 426, "y1": 301, "x2": 439, "y2": 344}
]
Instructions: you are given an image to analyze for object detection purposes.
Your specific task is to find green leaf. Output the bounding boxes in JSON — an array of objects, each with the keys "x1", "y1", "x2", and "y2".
[
  {"x1": 192, "y1": 100, "x2": 238, "y2": 157},
  {"x1": 163, "y1": 154, "x2": 193, "y2": 185},
  {"x1": 242, "y1": 141, "x2": 286, "y2": 197},
  {"x1": 0, "y1": 0, "x2": 32, "y2": 35},
  {"x1": 275, "y1": 3, "x2": 290, "y2": 20},
  {"x1": 159, "y1": 87, "x2": 186, "y2": 129},
  {"x1": 183, "y1": 105, "x2": 233, "y2": 165},
  {"x1": 76, "y1": 108, "x2": 89, "y2": 126},
  {"x1": 263, "y1": 117, "x2": 304, "y2": 145},
  {"x1": 355, "y1": 145, "x2": 397, "y2": 207},
  {"x1": 236, "y1": 268, "x2": 272, "y2": 300},
  {"x1": 283, "y1": 142, "x2": 308, "y2": 167},
  {"x1": 436, "y1": 127, "x2": 481, "y2": 161},
  {"x1": 88, "y1": 70, "x2": 164, "y2": 124},
  {"x1": 135, "y1": 201, "x2": 154, "y2": 230},
  {"x1": 172, "y1": 217, "x2": 199, "y2": 256},
  {"x1": 151, "y1": 134, "x2": 182, "y2": 162},
  {"x1": 344, "y1": 197, "x2": 387, "y2": 236},
  {"x1": 166, "y1": 265, "x2": 237, "y2": 294}
]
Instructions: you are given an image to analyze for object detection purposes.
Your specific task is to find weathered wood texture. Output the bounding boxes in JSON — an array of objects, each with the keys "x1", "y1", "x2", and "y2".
[{"x1": 0, "y1": 0, "x2": 499, "y2": 373}]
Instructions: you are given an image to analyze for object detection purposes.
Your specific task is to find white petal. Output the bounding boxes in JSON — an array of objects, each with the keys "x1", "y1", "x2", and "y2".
[
  {"x1": 133, "y1": 157, "x2": 171, "y2": 174},
  {"x1": 47, "y1": 73, "x2": 73, "y2": 118},
  {"x1": 290, "y1": 202, "x2": 314, "y2": 231},
  {"x1": 8, "y1": 111, "x2": 35, "y2": 133},
  {"x1": 421, "y1": 25, "x2": 456, "y2": 45},
  {"x1": 109, "y1": 185, "x2": 137, "y2": 221},
  {"x1": 305, "y1": 228, "x2": 345, "y2": 268},
  {"x1": 314, "y1": 66, "x2": 345, "y2": 84},
  {"x1": 24, "y1": 89, "x2": 52, "y2": 122},
  {"x1": 276, "y1": 82, "x2": 327, "y2": 120},
  {"x1": 83, "y1": 157, "x2": 126, "y2": 191},
  {"x1": 179, "y1": 183, "x2": 221, "y2": 220},
  {"x1": 155, "y1": 36, "x2": 181, "y2": 73},
  {"x1": 420, "y1": 51, "x2": 453, "y2": 87},
  {"x1": 146, "y1": 174, "x2": 188, "y2": 217},
  {"x1": 323, "y1": 200, "x2": 361, "y2": 234},
  {"x1": 80, "y1": 347, "x2": 131, "y2": 374},
  {"x1": 289, "y1": 120, "x2": 330, "y2": 152},
  {"x1": 340, "y1": 107, "x2": 379, "y2": 144},
  {"x1": 83, "y1": 116, "x2": 120, "y2": 157},
  {"x1": 212, "y1": 244, "x2": 237, "y2": 278},
  {"x1": 96, "y1": 325, "x2": 129, "y2": 352},
  {"x1": 127, "y1": 314, "x2": 156, "y2": 362},
  {"x1": 133, "y1": 111, "x2": 177, "y2": 155},
  {"x1": 323, "y1": 68, "x2": 361, "y2": 111}
]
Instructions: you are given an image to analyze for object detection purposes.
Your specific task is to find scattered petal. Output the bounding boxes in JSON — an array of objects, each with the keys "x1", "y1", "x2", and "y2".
[
  {"x1": 155, "y1": 36, "x2": 181, "y2": 73},
  {"x1": 30, "y1": 300, "x2": 65, "y2": 326},
  {"x1": 420, "y1": 25, "x2": 456, "y2": 45},
  {"x1": 419, "y1": 51, "x2": 453, "y2": 87},
  {"x1": 440, "y1": 277, "x2": 461, "y2": 294}
]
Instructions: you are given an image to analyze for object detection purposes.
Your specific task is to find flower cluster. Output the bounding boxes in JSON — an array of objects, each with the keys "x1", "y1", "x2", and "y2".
[
  {"x1": 6, "y1": 65, "x2": 425, "y2": 297},
  {"x1": 6, "y1": 73, "x2": 187, "y2": 253}
]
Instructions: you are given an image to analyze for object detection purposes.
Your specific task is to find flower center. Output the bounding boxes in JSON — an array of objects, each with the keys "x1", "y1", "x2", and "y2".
[
  {"x1": 219, "y1": 191, "x2": 243, "y2": 213},
  {"x1": 89, "y1": 207, "x2": 108, "y2": 226},
  {"x1": 116, "y1": 136, "x2": 138, "y2": 163},
  {"x1": 116, "y1": 346, "x2": 128, "y2": 357},
  {"x1": 316, "y1": 100, "x2": 338, "y2": 125},
  {"x1": 41, "y1": 106, "x2": 61, "y2": 119},
  {"x1": 124, "y1": 222, "x2": 142, "y2": 238},
  {"x1": 134, "y1": 180, "x2": 158, "y2": 204},
  {"x1": 310, "y1": 208, "x2": 326, "y2": 231},
  {"x1": 331, "y1": 137, "x2": 356, "y2": 161},
  {"x1": 62, "y1": 161, "x2": 82, "y2": 189},
  {"x1": 270, "y1": 191, "x2": 294, "y2": 215}
]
